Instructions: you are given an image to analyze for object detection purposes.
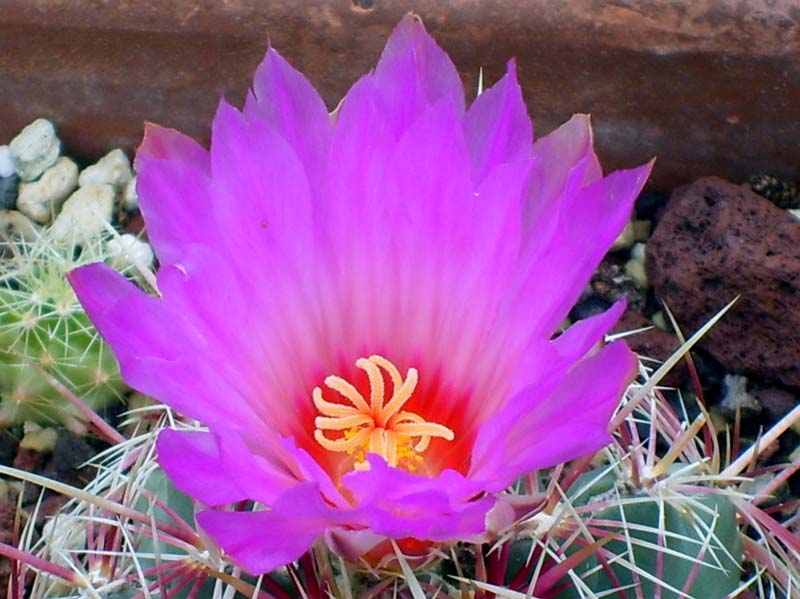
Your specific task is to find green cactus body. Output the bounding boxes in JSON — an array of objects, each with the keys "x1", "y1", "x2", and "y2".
[{"x1": 0, "y1": 234, "x2": 129, "y2": 430}]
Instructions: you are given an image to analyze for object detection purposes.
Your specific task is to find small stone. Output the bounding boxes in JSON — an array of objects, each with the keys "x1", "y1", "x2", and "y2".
[
  {"x1": 16, "y1": 157, "x2": 78, "y2": 224},
  {"x1": 624, "y1": 255, "x2": 649, "y2": 289},
  {"x1": 747, "y1": 173, "x2": 800, "y2": 209},
  {"x1": 105, "y1": 234, "x2": 155, "y2": 271},
  {"x1": 9, "y1": 119, "x2": 60, "y2": 181},
  {"x1": 789, "y1": 209, "x2": 800, "y2": 221},
  {"x1": 632, "y1": 220, "x2": 651, "y2": 242},
  {"x1": 123, "y1": 176, "x2": 138, "y2": 211},
  {"x1": 50, "y1": 184, "x2": 114, "y2": 244},
  {"x1": 650, "y1": 310, "x2": 669, "y2": 331},
  {"x1": 647, "y1": 177, "x2": 800, "y2": 388},
  {"x1": 19, "y1": 423, "x2": 58, "y2": 453},
  {"x1": 624, "y1": 243, "x2": 649, "y2": 288},
  {"x1": 610, "y1": 220, "x2": 635, "y2": 252},
  {"x1": 0, "y1": 146, "x2": 15, "y2": 178},
  {"x1": 719, "y1": 374, "x2": 762, "y2": 419},
  {"x1": 588, "y1": 261, "x2": 645, "y2": 313},
  {"x1": 0, "y1": 210, "x2": 40, "y2": 243},
  {"x1": 50, "y1": 431, "x2": 95, "y2": 479},
  {"x1": 0, "y1": 175, "x2": 18, "y2": 210},
  {"x1": 78, "y1": 148, "x2": 133, "y2": 192}
]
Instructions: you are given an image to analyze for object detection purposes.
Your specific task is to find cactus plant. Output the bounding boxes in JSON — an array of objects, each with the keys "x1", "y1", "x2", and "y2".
[{"x1": 0, "y1": 230, "x2": 129, "y2": 432}]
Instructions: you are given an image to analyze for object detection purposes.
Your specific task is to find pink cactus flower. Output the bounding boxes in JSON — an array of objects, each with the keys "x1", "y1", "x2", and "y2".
[{"x1": 70, "y1": 16, "x2": 652, "y2": 574}]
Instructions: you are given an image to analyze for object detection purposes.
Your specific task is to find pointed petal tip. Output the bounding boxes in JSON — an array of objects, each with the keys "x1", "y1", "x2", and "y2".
[
  {"x1": 505, "y1": 58, "x2": 518, "y2": 77},
  {"x1": 136, "y1": 122, "x2": 209, "y2": 172}
]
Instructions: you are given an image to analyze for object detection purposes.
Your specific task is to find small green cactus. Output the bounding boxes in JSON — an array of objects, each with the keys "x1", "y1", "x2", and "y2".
[{"x1": 0, "y1": 230, "x2": 129, "y2": 431}]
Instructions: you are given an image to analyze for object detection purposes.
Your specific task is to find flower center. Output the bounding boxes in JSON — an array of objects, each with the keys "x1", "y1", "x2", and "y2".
[{"x1": 313, "y1": 355, "x2": 454, "y2": 472}]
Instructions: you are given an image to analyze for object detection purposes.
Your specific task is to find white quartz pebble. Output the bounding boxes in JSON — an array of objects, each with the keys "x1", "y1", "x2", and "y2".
[
  {"x1": 610, "y1": 220, "x2": 635, "y2": 252},
  {"x1": 624, "y1": 242, "x2": 649, "y2": 289},
  {"x1": 9, "y1": 119, "x2": 60, "y2": 181},
  {"x1": 0, "y1": 146, "x2": 15, "y2": 178},
  {"x1": 17, "y1": 157, "x2": 78, "y2": 223},
  {"x1": 50, "y1": 184, "x2": 114, "y2": 244},
  {"x1": 0, "y1": 209, "x2": 40, "y2": 242},
  {"x1": 78, "y1": 148, "x2": 133, "y2": 192},
  {"x1": 105, "y1": 234, "x2": 154, "y2": 271},
  {"x1": 123, "y1": 176, "x2": 138, "y2": 211}
]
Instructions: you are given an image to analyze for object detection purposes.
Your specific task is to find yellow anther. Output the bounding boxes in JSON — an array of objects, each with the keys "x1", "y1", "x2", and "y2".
[{"x1": 312, "y1": 355, "x2": 454, "y2": 471}]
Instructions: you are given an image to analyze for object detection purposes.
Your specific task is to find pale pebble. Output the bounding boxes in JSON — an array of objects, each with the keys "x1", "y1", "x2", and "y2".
[
  {"x1": 610, "y1": 220, "x2": 635, "y2": 252},
  {"x1": 789, "y1": 209, "x2": 800, "y2": 221},
  {"x1": 0, "y1": 209, "x2": 40, "y2": 243},
  {"x1": 0, "y1": 145, "x2": 15, "y2": 178},
  {"x1": 123, "y1": 176, "x2": 138, "y2": 211},
  {"x1": 9, "y1": 119, "x2": 60, "y2": 181},
  {"x1": 623, "y1": 257, "x2": 648, "y2": 289},
  {"x1": 106, "y1": 234, "x2": 155, "y2": 271},
  {"x1": 651, "y1": 310, "x2": 669, "y2": 332},
  {"x1": 720, "y1": 374, "x2": 761, "y2": 417},
  {"x1": 50, "y1": 184, "x2": 114, "y2": 244},
  {"x1": 78, "y1": 148, "x2": 133, "y2": 191},
  {"x1": 20, "y1": 423, "x2": 58, "y2": 452},
  {"x1": 17, "y1": 157, "x2": 78, "y2": 223}
]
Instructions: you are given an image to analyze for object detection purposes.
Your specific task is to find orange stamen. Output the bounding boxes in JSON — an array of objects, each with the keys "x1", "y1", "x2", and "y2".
[{"x1": 313, "y1": 355, "x2": 454, "y2": 471}]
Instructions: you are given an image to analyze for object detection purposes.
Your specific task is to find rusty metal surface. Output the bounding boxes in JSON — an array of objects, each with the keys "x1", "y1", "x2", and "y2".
[{"x1": 0, "y1": 0, "x2": 798, "y2": 189}]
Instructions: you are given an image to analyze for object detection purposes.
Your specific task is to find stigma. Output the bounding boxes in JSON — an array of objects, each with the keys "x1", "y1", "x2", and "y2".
[{"x1": 313, "y1": 355, "x2": 454, "y2": 472}]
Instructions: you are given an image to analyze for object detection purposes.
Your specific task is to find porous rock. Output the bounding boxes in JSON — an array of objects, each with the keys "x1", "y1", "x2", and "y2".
[
  {"x1": 50, "y1": 184, "x2": 114, "y2": 244},
  {"x1": 9, "y1": 118, "x2": 60, "y2": 181},
  {"x1": 647, "y1": 177, "x2": 800, "y2": 389},
  {"x1": 78, "y1": 148, "x2": 132, "y2": 191},
  {"x1": 17, "y1": 156, "x2": 78, "y2": 223}
]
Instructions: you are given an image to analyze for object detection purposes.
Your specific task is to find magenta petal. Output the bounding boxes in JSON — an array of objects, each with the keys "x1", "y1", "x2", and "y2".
[
  {"x1": 209, "y1": 100, "x2": 314, "y2": 273},
  {"x1": 470, "y1": 340, "x2": 637, "y2": 490},
  {"x1": 523, "y1": 114, "x2": 600, "y2": 240},
  {"x1": 504, "y1": 160, "x2": 653, "y2": 348},
  {"x1": 463, "y1": 60, "x2": 533, "y2": 183},
  {"x1": 157, "y1": 429, "x2": 249, "y2": 506},
  {"x1": 134, "y1": 155, "x2": 216, "y2": 266},
  {"x1": 509, "y1": 299, "x2": 627, "y2": 397},
  {"x1": 68, "y1": 263, "x2": 260, "y2": 426},
  {"x1": 245, "y1": 48, "x2": 332, "y2": 190},
  {"x1": 344, "y1": 457, "x2": 494, "y2": 541},
  {"x1": 197, "y1": 483, "x2": 364, "y2": 574},
  {"x1": 134, "y1": 124, "x2": 215, "y2": 265},
  {"x1": 136, "y1": 123, "x2": 209, "y2": 172},
  {"x1": 373, "y1": 15, "x2": 464, "y2": 137}
]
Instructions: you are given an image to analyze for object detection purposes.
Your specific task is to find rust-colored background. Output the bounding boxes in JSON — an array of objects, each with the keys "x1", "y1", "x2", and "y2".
[{"x1": 0, "y1": 0, "x2": 798, "y2": 190}]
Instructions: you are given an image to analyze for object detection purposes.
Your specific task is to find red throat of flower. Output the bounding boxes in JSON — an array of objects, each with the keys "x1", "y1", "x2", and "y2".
[{"x1": 312, "y1": 355, "x2": 455, "y2": 474}]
